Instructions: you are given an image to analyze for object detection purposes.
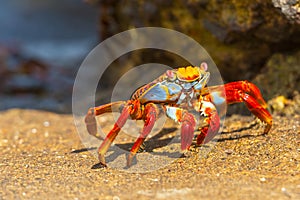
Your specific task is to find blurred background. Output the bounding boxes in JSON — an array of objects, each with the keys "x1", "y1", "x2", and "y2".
[
  {"x1": 0, "y1": 0, "x2": 98, "y2": 112},
  {"x1": 0, "y1": 0, "x2": 299, "y2": 115}
]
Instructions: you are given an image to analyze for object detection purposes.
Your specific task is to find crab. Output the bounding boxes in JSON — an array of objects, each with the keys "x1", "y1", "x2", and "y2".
[{"x1": 85, "y1": 63, "x2": 272, "y2": 167}]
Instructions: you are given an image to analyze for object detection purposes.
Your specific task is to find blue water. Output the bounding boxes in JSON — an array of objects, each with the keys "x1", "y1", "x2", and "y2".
[
  {"x1": 0, "y1": 0, "x2": 99, "y2": 112},
  {"x1": 0, "y1": 0, "x2": 98, "y2": 65}
]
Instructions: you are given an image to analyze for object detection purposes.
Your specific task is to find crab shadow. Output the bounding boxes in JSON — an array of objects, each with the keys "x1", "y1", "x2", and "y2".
[
  {"x1": 215, "y1": 121, "x2": 264, "y2": 142},
  {"x1": 71, "y1": 121, "x2": 264, "y2": 168},
  {"x1": 71, "y1": 127, "x2": 178, "y2": 152}
]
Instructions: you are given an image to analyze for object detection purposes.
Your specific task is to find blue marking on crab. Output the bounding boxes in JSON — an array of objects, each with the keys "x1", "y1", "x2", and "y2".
[
  {"x1": 139, "y1": 81, "x2": 182, "y2": 103},
  {"x1": 210, "y1": 91, "x2": 226, "y2": 105}
]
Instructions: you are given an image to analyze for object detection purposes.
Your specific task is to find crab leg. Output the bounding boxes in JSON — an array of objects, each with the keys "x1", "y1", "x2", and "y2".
[
  {"x1": 224, "y1": 81, "x2": 267, "y2": 108},
  {"x1": 127, "y1": 103, "x2": 158, "y2": 167},
  {"x1": 204, "y1": 81, "x2": 272, "y2": 134},
  {"x1": 85, "y1": 101, "x2": 126, "y2": 139},
  {"x1": 97, "y1": 103, "x2": 134, "y2": 166},
  {"x1": 86, "y1": 100, "x2": 144, "y2": 166},
  {"x1": 203, "y1": 80, "x2": 267, "y2": 108},
  {"x1": 180, "y1": 112, "x2": 197, "y2": 150},
  {"x1": 196, "y1": 101, "x2": 220, "y2": 145},
  {"x1": 222, "y1": 81, "x2": 272, "y2": 133},
  {"x1": 165, "y1": 106, "x2": 197, "y2": 150},
  {"x1": 226, "y1": 88, "x2": 272, "y2": 133}
]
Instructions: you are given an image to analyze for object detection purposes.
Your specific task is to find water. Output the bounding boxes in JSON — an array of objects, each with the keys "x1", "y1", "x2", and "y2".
[
  {"x1": 0, "y1": 0, "x2": 99, "y2": 112},
  {"x1": 0, "y1": 0, "x2": 98, "y2": 63}
]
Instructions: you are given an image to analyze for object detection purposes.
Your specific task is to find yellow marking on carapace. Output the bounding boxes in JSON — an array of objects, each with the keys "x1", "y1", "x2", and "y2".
[{"x1": 177, "y1": 66, "x2": 200, "y2": 82}]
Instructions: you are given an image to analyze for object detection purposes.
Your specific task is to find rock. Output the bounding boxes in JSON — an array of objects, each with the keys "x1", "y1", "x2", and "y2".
[
  {"x1": 253, "y1": 50, "x2": 300, "y2": 100},
  {"x1": 272, "y1": 0, "x2": 300, "y2": 24},
  {"x1": 91, "y1": 0, "x2": 300, "y2": 91},
  {"x1": 268, "y1": 92, "x2": 300, "y2": 116}
]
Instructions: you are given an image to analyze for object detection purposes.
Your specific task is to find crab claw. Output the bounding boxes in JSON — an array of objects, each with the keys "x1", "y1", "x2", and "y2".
[
  {"x1": 85, "y1": 108, "x2": 98, "y2": 137},
  {"x1": 84, "y1": 101, "x2": 127, "y2": 140},
  {"x1": 181, "y1": 124, "x2": 194, "y2": 150},
  {"x1": 180, "y1": 113, "x2": 196, "y2": 150}
]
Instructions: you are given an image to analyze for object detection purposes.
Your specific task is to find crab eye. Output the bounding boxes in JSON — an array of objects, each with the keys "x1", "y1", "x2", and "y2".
[
  {"x1": 166, "y1": 70, "x2": 176, "y2": 81},
  {"x1": 200, "y1": 62, "x2": 208, "y2": 71}
]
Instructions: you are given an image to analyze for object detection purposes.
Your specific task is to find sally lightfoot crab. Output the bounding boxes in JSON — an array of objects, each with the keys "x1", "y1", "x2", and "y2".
[{"x1": 85, "y1": 63, "x2": 272, "y2": 167}]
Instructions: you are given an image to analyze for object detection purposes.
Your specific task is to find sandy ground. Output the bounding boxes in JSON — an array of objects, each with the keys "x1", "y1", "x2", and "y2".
[{"x1": 0, "y1": 109, "x2": 299, "y2": 200}]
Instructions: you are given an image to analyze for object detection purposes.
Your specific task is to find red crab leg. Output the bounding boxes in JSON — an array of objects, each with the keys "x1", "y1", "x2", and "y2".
[
  {"x1": 165, "y1": 106, "x2": 197, "y2": 150},
  {"x1": 181, "y1": 112, "x2": 197, "y2": 150},
  {"x1": 226, "y1": 88, "x2": 272, "y2": 133},
  {"x1": 97, "y1": 104, "x2": 133, "y2": 166},
  {"x1": 224, "y1": 81, "x2": 267, "y2": 108},
  {"x1": 127, "y1": 103, "x2": 158, "y2": 167},
  {"x1": 87, "y1": 100, "x2": 143, "y2": 166},
  {"x1": 203, "y1": 81, "x2": 272, "y2": 134},
  {"x1": 196, "y1": 101, "x2": 220, "y2": 145},
  {"x1": 203, "y1": 81, "x2": 267, "y2": 108},
  {"x1": 85, "y1": 101, "x2": 126, "y2": 139}
]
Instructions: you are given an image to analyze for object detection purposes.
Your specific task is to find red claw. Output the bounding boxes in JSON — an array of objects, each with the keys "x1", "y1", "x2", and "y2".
[
  {"x1": 85, "y1": 108, "x2": 97, "y2": 137},
  {"x1": 180, "y1": 112, "x2": 196, "y2": 150},
  {"x1": 223, "y1": 81, "x2": 272, "y2": 133}
]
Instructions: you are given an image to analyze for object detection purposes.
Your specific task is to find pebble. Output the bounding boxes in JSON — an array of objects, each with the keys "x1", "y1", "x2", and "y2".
[
  {"x1": 281, "y1": 187, "x2": 291, "y2": 197},
  {"x1": 43, "y1": 121, "x2": 50, "y2": 127},
  {"x1": 259, "y1": 177, "x2": 266, "y2": 182},
  {"x1": 44, "y1": 131, "x2": 49, "y2": 137},
  {"x1": 224, "y1": 149, "x2": 233, "y2": 154},
  {"x1": 1, "y1": 139, "x2": 8, "y2": 143},
  {"x1": 113, "y1": 196, "x2": 120, "y2": 200}
]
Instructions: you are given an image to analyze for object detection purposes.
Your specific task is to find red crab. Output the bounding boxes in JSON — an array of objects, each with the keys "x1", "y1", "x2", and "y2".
[{"x1": 85, "y1": 63, "x2": 272, "y2": 167}]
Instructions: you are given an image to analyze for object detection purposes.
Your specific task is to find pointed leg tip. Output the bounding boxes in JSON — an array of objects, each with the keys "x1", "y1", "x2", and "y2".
[
  {"x1": 98, "y1": 153, "x2": 107, "y2": 166},
  {"x1": 180, "y1": 147, "x2": 190, "y2": 156},
  {"x1": 126, "y1": 153, "x2": 135, "y2": 168},
  {"x1": 180, "y1": 144, "x2": 190, "y2": 152},
  {"x1": 263, "y1": 124, "x2": 272, "y2": 135},
  {"x1": 91, "y1": 162, "x2": 107, "y2": 169}
]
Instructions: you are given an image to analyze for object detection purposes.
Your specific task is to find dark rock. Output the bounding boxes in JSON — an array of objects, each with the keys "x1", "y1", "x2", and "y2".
[
  {"x1": 91, "y1": 0, "x2": 300, "y2": 94},
  {"x1": 253, "y1": 50, "x2": 300, "y2": 100}
]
